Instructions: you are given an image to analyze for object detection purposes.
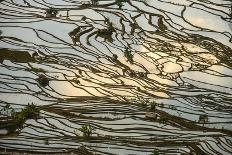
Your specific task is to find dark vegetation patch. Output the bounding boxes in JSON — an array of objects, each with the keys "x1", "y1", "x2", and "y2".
[{"x1": 0, "y1": 48, "x2": 34, "y2": 63}]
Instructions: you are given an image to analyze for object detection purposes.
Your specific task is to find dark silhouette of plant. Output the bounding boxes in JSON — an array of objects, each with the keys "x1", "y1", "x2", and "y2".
[
  {"x1": 11, "y1": 103, "x2": 40, "y2": 125},
  {"x1": 77, "y1": 124, "x2": 95, "y2": 137},
  {"x1": 98, "y1": 22, "x2": 115, "y2": 36},
  {"x1": 32, "y1": 52, "x2": 40, "y2": 60},
  {"x1": 198, "y1": 114, "x2": 208, "y2": 124},
  {"x1": 0, "y1": 48, "x2": 34, "y2": 63},
  {"x1": 115, "y1": 0, "x2": 129, "y2": 8},
  {"x1": 69, "y1": 27, "x2": 81, "y2": 44},
  {"x1": 137, "y1": 97, "x2": 149, "y2": 108},
  {"x1": 97, "y1": 22, "x2": 115, "y2": 42},
  {"x1": 71, "y1": 78, "x2": 81, "y2": 85},
  {"x1": 46, "y1": 8, "x2": 58, "y2": 17},
  {"x1": 124, "y1": 48, "x2": 134, "y2": 64},
  {"x1": 2, "y1": 103, "x2": 11, "y2": 114},
  {"x1": 80, "y1": 1, "x2": 91, "y2": 8},
  {"x1": 0, "y1": 103, "x2": 40, "y2": 135},
  {"x1": 37, "y1": 74, "x2": 49, "y2": 87},
  {"x1": 2, "y1": 103, "x2": 14, "y2": 121},
  {"x1": 137, "y1": 72, "x2": 147, "y2": 78},
  {"x1": 107, "y1": 21, "x2": 115, "y2": 32},
  {"x1": 91, "y1": 0, "x2": 99, "y2": 6},
  {"x1": 112, "y1": 54, "x2": 118, "y2": 61},
  {"x1": 157, "y1": 17, "x2": 167, "y2": 31},
  {"x1": 152, "y1": 148, "x2": 159, "y2": 155},
  {"x1": 150, "y1": 101, "x2": 157, "y2": 111}
]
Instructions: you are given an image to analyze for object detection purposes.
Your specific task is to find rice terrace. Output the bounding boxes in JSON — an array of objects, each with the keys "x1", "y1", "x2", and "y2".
[{"x1": 0, "y1": 0, "x2": 232, "y2": 154}]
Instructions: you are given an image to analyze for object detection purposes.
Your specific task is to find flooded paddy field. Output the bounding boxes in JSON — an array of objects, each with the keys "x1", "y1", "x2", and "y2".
[{"x1": 0, "y1": 0, "x2": 232, "y2": 154}]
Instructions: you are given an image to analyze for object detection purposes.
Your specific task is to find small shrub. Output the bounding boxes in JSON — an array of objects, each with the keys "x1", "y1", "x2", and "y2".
[
  {"x1": 2, "y1": 103, "x2": 15, "y2": 121},
  {"x1": 22, "y1": 103, "x2": 40, "y2": 119},
  {"x1": 137, "y1": 72, "x2": 147, "y2": 78},
  {"x1": 80, "y1": 3, "x2": 91, "y2": 9},
  {"x1": 198, "y1": 114, "x2": 208, "y2": 123},
  {"x1": 137, "y1": 97, "x2": 148, "y2": 108},
  {"x1": 97, "y1": 29, "x2": 112, "y2": 36},
  {"x1": 112, "y1": 54, "x2": 118, "y2": 61},
  {"x1": 71, "y1": 78, "x2": 80, "y2": 85},
  {"x1": 74, "y1": 79, "x2": 80, "y2": 85},
  {"x1": 0, "y1": 103, "x2": 39, "y2": 135},
  {"x1": 152, "y1": 148, "x2": 159, "y2": 155},
  {"x1": 11, "y1": 111, "x2": 27, "y2": 125},
  {"x1": 11, "y1": 103, "x2": 40, "y2": 125},
  {"x1": 107, "y1": 22, "x2": 115, "y2": 32},
  {"x1": 115, "y1": 0, "x2": 128, "y2": 8},
  {"x1": 46, "y1": 8, "x2": 58, "y2": 17},
  {"x1": 77, "y1": 124, "x2": 95, "y2": 137},
  {"x1": 150, "y1": 101, "x2": 157, "y2": 111},
  {"x1": 37, "y1": 74, "x2": 49, "y2": 87},
  {"x1": 157, "y1": 17, "x2": 167, "y2": 30},
  {"x1": 2, "y1": 103, "x2": 11, "y2": 114},
  {"x1": 139, "y1": 100, "x2": 147, "y2": 108},
  {"x1": 124, "y1": 48, "x2": 134, "y2": 64},
  {"x1": 91, "y1": 0, "x2": 99, "y2": 5}
]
